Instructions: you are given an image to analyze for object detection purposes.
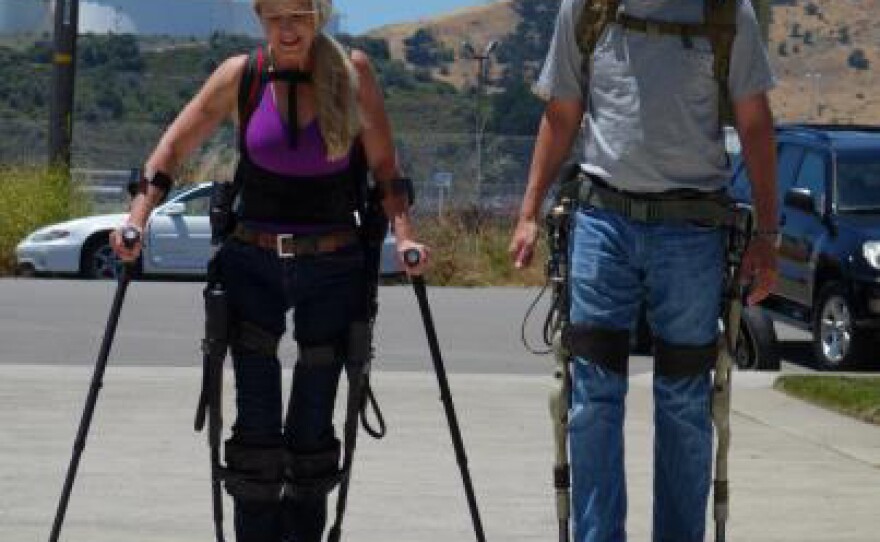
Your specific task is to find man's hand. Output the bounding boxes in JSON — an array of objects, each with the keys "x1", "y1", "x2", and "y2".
[
  {"x1": 738, "y1": 235, "x2": 778, "y2": 306},
  {"x1": 509, "y1": 217, "x2": 540, "y2": 269}
]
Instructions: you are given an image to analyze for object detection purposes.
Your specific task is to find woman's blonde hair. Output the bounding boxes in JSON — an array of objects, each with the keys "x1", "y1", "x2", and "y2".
[{"x1": 253, "y1": 0, "x2": 360, "y2": 160}]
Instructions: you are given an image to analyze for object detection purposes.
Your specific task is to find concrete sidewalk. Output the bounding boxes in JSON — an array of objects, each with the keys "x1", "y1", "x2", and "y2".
[{"x1": 1, "y1": 365, "x2": 878, "y2": 542}]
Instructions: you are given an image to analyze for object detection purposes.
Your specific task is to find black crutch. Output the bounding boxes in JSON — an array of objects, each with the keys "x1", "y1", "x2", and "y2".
[
  {"x1": 403, "y1": 249, "x2": 488, "y2": 542},
  {"x1": 48, "y1": 226, "x2": 141, "y2": 542}
]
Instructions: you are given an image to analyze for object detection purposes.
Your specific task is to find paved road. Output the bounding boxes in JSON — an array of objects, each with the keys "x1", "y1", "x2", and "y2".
[{"x1": 0, "y1": 278, "x2": 819, "y2": 374}]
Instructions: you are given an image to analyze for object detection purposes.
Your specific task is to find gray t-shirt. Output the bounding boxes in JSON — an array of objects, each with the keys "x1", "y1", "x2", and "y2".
[{"x1": 535, "y1": 0, "x2": 775, "y2": 193}]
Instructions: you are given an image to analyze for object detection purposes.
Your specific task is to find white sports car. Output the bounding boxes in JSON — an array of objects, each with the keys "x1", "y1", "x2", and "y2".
[{"x1": 16, "y1": 183, "x2": 402, "y2": 279}]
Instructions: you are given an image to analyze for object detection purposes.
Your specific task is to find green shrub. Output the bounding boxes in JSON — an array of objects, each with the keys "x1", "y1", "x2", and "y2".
[
  {"x1": 417, "y1": 210, "x2": 547, "y2": 287},
  {"x1": 0, "y1": 165, "x2": 91, "y2": 275}
]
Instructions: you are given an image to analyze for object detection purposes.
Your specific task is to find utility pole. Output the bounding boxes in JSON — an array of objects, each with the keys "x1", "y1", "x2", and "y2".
[
  {"x1": 49, "y1": 0, "x2": 81, "y2": 169},
  {"x1": 461, "y1": 40, "x2": 498, "y2": 209}
]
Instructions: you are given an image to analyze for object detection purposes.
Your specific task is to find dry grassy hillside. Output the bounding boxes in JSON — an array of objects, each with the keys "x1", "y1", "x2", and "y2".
[
  {"x1": 371, "y1": 0, "x2": 880, "y2": 124},
  {"x1": 368, "y1": 0, "x2": 519, "y2": 88},
  {"x1": 769, "y1": 0, "x2": 880, "y2": 123}
]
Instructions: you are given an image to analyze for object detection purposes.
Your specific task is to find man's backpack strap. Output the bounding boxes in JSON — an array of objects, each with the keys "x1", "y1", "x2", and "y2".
[
  {"x1": 237, "y1": 46, "x2": 268, "y2": 147},
  {"x1": 704, "y1": 0, "x2": 738, "y2": 127},
  {"x1": 575, "y1": 0, "x2": 621, "y2": 67},
  {"x1": 576, "y1": 0, "x2": 739, "y2": 128}
]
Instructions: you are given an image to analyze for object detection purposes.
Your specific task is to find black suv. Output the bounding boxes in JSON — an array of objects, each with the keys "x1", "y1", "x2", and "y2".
[{"x1": 730, "y1": 124, "x2": 880, "y2": 370}]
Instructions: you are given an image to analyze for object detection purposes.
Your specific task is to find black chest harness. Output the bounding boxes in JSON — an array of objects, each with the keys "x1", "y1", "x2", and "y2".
[{"x1": 234, "y1": 45, "x2": 363, "y2": 229}]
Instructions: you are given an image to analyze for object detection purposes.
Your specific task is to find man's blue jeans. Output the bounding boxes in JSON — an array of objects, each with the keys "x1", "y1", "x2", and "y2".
[
  {"x1": 220, "y1": 238, "x2": 367, "y2": 542},
  {"x1": 568, "y1": 207, "x2": 725, "y2": 542}
]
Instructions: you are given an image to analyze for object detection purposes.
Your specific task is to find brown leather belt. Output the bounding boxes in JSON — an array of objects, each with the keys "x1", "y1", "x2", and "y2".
[{"x1": 232, "y1": 225, "x2": 358, "y2": 258}]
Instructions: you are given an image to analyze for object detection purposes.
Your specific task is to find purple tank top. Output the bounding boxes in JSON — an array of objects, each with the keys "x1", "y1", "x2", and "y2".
[
  {"x1": 243, "y1": 85, "x2": 354, "y2": 234},
  {"x1": 245, "y1": 85, "x2": 351, "y2": 176}
]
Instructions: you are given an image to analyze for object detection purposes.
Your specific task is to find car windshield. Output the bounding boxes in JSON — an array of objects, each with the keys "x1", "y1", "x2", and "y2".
[{"x1": 837, "y1": 155, "x2": 880, "y2": 212}]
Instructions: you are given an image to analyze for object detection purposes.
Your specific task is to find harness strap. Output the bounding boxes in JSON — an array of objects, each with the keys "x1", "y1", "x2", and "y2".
[
  {"x1": 578, "y1": 175, "x2": 734, "y2": 226},
  {"x1": 617, "y1": 12, "x2": 715, "y2": 38},
  {"x1": 704, "y1": 0, "x2": 738, "y2": 128},
  {"x1": 576, "y1": 0, "x2": 739, "y2": 127},
  {"x1": 268, "y1": 69, "x2": 312, "y2": 148},
  {"x1": 575, "y1": 0, "x2": 621, "y2": 61},
  {"x1": 238, "y1": 46, "x2": 266, "y2": 150}
]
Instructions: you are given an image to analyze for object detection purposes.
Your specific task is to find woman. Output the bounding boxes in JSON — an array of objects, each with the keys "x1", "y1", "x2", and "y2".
[{"x1": 112, "y1": 1, "x2": 428, "y2": 540}]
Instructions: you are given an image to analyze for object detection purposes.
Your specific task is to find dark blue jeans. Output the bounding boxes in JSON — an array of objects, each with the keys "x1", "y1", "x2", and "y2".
[
  {"x1": 219, "y1": 238, "x2": 367, "y2": 542},
  {"x1": 569, "y1": 207, "x2": 725, "y2": 542}
]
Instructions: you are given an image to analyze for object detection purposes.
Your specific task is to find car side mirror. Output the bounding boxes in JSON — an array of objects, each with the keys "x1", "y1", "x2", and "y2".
[
  {"x1": 784, "y1": 188, "x2": 819, "y2": 215},
  {"x1": 161, "y1": 202, "x2": 186, "y2": 216}
]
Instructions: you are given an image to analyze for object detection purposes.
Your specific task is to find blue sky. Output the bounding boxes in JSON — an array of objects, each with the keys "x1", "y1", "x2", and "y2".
[{"x1": 334, "y1": 0, "x2": 491, "y2": 35}]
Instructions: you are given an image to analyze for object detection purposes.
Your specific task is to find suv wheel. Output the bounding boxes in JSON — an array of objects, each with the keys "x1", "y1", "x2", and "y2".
[
  {"x1": 812, "y1": 282, "x2": 866, "y2": 370},
  {"x1": 736, "y1": 306, "x2": 780, "y2": 371}
]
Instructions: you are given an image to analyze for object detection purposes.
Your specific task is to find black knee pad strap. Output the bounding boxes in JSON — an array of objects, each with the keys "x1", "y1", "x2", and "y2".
[
  {"x1": 223, "y1": 439, "x2": 286, "y2": 502},
  {"x1": 287, "y1": 439, "x2": 342, "y2": 499},
  {"x1": 563, "y1": 323, "x2": 630, "y2": 375},
  {"x1": 654, "y1": 338, "x2": 718, "y2": 378}
]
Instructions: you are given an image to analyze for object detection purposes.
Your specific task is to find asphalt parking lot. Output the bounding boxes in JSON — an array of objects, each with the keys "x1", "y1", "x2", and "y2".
[{"x1": 0, "y1": 278, "x2": 835, "y2": 374}]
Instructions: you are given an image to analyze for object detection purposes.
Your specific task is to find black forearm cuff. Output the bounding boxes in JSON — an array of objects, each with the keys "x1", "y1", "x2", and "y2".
[
  {"x1": 377, "y1": 177, "x2": 415, "y2": 206},
  {"x1": 137, "y1": 171, "x2": 174, "y2": 202}
]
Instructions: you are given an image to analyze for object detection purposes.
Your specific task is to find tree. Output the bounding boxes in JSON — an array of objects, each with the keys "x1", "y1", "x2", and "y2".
[
  {"x1": 488, "y1": 80, "x2": 544, "y2": 136},
  {"x1": 497, "y1": 0, "x2": 560, "y2": 84},
  {"x1": 79, "y1": 34, "x2": 144, "y2": 72},
  {"x1": 337, "y1": 34, "x2": 390, "y2": 61},
  {"x1": 848, "y1": 49, "x2": 870, "y2": 71},
  {"x1": 403, "y1": 28, "x2": 453, "y2": 67}
]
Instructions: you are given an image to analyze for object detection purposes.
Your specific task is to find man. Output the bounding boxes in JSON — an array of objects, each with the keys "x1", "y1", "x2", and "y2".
[{"x1": 509, "y1": 1, "x2": 777, "y2": 541}]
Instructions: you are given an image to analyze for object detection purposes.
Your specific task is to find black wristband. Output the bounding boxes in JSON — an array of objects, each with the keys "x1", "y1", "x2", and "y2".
[
  {"x1": 138, "y1": 170, "x2": 174, "y2": 202},
  {"x1": 377, "y1": 177, "x2": 415, "y2": 206}
]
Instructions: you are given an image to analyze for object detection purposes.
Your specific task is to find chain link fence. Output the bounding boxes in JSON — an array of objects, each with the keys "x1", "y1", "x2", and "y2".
[
  {"x1": 398, "y1": 132, "x2": 536, "y2": 219},
  {"x1": 0, "y1": 118, "x2": 542, "y2": 218}
]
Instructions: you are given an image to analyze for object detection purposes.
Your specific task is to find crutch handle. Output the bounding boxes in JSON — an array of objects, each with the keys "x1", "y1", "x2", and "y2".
[
  {"x1": 120, "y1": 225, "x2": 141, "y2": 249},
  {"x1": 403, "y1": 247, "x2": 421, "y2": 268}
]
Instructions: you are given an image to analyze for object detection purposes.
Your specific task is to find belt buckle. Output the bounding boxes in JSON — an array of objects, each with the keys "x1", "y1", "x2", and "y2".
[{"x1": 276, "y1": 234, "x2": 296, "y2": 258}]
